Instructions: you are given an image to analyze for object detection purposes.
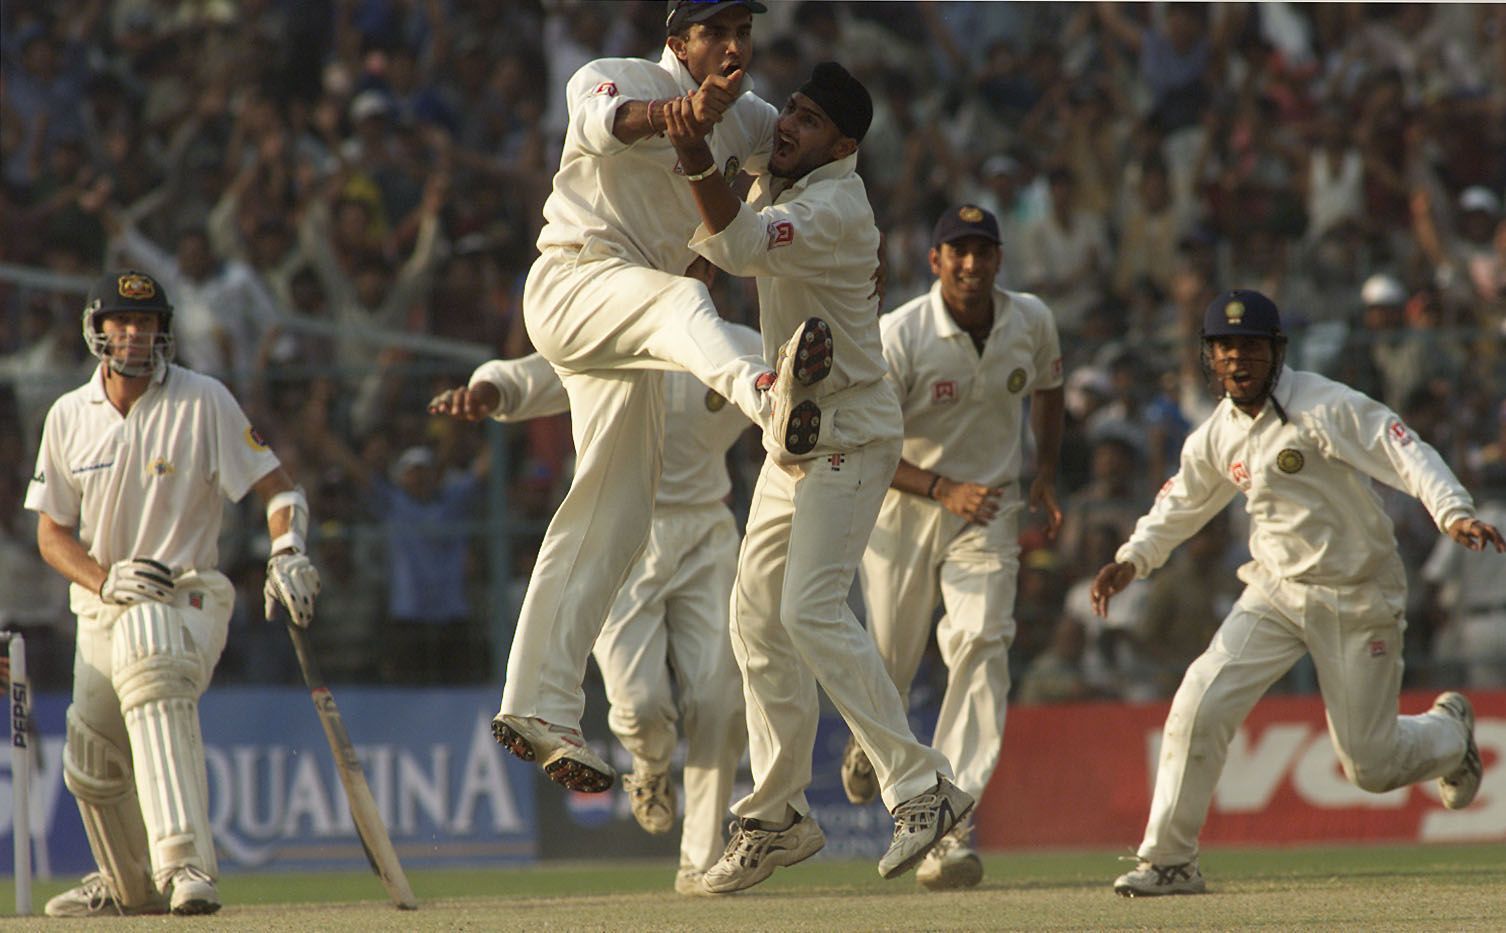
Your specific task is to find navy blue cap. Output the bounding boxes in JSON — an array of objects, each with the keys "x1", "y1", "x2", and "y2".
[
  {"x1": 932, "y1": 205, "x2": 1001, "y2": 248},
  {"x1": 87, "y1": 270, "x2": 173, "y2": 316},
  {"x1": 666, "y1": 0, "x2": 766, "y2": 35},
  {"x1": 1202, "y1": 289, "x2": 1283, "y2": 339}
]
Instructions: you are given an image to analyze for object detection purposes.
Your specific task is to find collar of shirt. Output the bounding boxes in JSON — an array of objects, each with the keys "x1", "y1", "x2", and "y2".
[
  {"x1": 754, "y1": 151, "x2": 858, "y2": 205},
  {"x1": 84, "y1": 361, "x2": 170, "y2": 405},
  {"x1": 925, "y1": 281, "x2": 1011, "y2": 341}
]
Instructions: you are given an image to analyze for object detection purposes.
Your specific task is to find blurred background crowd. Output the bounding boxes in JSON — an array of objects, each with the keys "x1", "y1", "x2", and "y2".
[{"x1": 2, "y1": 1, "x2": 1504, "y2": 700}]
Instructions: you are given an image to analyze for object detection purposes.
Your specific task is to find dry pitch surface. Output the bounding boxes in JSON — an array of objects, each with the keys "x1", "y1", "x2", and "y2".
[{"x1": 3, "y1": 844, "x2": 1503, "y2": 930}]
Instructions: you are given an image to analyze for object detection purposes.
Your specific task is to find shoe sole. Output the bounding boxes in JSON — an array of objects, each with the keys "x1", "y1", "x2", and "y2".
[
  {"x1": 880, "y1": 798, "x2": 976, "y2": 880},
  {"x1": 792, "y1": 318, "x2": 834, "y2": 386},
  {"x1": 783, "y1": 400, "x2": 822, "y2": 455},
  {"x1": 171, "y1": 899, "x2": 222, "y2": 916},
  {"x1": 1436, "y1": 693, "x2": 1480, "y2": 809},
  {"x1": 493, "y1": 716, "x2": 615, "y2": 793},
  {"x1": 1114, "y1": 881, "x2": 1207, "y2": 897},
  {"x1": 703, "y1": 831, "x2": 827, "y2": 894}
]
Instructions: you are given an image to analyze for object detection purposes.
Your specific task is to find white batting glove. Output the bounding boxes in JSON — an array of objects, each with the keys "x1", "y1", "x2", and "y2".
[
  {"x1": 100, "y1": 558, "x2": 176, "y2": 605},
  {"x1": 265, "y1": 551, "x2": 321, "y2": 628}
]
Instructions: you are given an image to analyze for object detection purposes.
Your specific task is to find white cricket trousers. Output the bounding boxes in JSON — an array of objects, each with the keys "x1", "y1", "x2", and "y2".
[
  {"x1": 591, "y1": 502, "x2": 745, "y2": 872},
  {"x1": 500, "y1": 248, "x2": 769, "y2": 728},
  {"x1": 859, "y1": 489, "x2": 1023, "y2": 802},
  {"x1": 729, "y1": 439, "x2": 953, "y2": 823},
  {"x1": 1140, "y1": 569, "x2": 1470, "y2": 863}
]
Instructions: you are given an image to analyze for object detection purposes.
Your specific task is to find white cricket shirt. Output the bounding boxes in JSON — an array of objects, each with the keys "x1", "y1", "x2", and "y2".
[
  {"x1": 1116, "y1": 367, "x2": 1476, "y2": 587},
  {"x1": 25, "y1": 364, "x2": 281, "y2": 608},
  {"x1": 473, "y1": 321, "x2": 759, "y2": 507},
  {"x1": 536, "y1": 47, "x2": 777, "y2": 275},
  {"x1": 689, "y1": 153, "x2": 900, "y2": 460},
  {"x1": 881, "y1": 282, "x2": 1062, "y2": 489}
]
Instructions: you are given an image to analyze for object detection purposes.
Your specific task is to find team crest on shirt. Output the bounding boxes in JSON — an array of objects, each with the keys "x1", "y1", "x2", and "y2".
[
  {"x1": 148, "y1": 457, "x2": 175, "y2": 477},
  {"x1": 705, "y1": 389, "x2": 727, "y2": 412},
  {"x1": 1229, "y1": 460, "x2": 1251, "y2": 490},
  {"x1": 1007, "y1": 368, "x2": 1027, "y2": 393},
  {"x1": 767, "y1": 220, "x2": 794, "y2": 249},
  {"x1": 1276, "y1": 448, "x2": 1304, "y2": 473},
  {"x1": 245, "y1": 426, "x2": 269, "y2": 451},
  {"x1": 1387, "y1": 420, "x2": 1413, "y2": 446},
  {"x1": 932, "y1": 380, "x2": 957, "y2": 403},
  {"x1": 591, "y1": 81, "x2": 618, "y2": 97},
  {"x1": 723, "y1": 155, "x2": 741, "y2": 183}
]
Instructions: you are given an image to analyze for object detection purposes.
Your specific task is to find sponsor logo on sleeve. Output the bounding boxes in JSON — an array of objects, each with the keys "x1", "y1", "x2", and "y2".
[
  {"x1": 591, "y1": 81, "x2": 618, "y2": 97},
  {"x1": 1156, "y1": 477, "x2": 1175, "y2": 501},
  {"x1": 1229, "y1": 460, "x2": 1252, "y2": 490},
  {"x1": 1007, "y1": 368, "x2": 1028, "y2": 393},
  {"x1": 766, "y1": 220, "x2": 794, "y2": 249},
  {"x1": 1368, "y1": 638, "x2": 1387, "y2": 657},
  {"x1": 246, "y1": 426, "x2": 269, "y2": 451},
  {"x1": 1387, "y1": 420, "x2": 1413, "y2": 446},
  {"x1": 1276, "y1": 448, "x2": 1305, "y2": 473},
  {"x1": 932, "y1": 380, "x2": 957, "y2": 403}
]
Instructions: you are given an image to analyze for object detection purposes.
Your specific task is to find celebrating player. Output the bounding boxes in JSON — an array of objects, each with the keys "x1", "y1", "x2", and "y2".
[
  {"x1": 843, "y1": 204, "x2": 1064, "y2": 890},
  {"x1": 491, "y1": 0, "x2": 785, "y2": 795},
  {"x1": 1092, "y1": 289, "x2": 1503, "y2": 897},
  {"x1": 27, "y1": 271, "x2": 321, "y2": 916},
  {"x1": 661, "y1": 62, "x2": 972, "y2": 893},
  {"x1": 429, "y1": 300, "x2": 757, "y2": 896}
]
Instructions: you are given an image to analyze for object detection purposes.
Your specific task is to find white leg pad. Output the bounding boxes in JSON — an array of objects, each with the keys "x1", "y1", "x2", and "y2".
[
  {"x1": 111, "y1": 601, "x2": 218, "y2": 882},
  {"x1": 63, "y1": 709, "x2": 160, "y2": 909}
]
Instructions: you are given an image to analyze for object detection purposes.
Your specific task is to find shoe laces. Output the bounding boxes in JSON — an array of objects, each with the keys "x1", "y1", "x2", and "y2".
[
  {"x1": 76, "y1": 873, "x2": 122, "y2": 914},
  {"x1": 891, "y1": 790, "x2": 946, "y2": 838},
  {"x1": 720, "y1": 819, "x2": 786, "y2": 868}
]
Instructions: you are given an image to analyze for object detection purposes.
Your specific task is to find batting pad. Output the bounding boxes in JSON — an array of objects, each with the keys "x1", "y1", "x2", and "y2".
[
  {"x1": 110, "y1": 601, "x2": 219, "y2": 881},
  {"x1": 63, "y1": 708, "x2": 160, "y2": 909}
]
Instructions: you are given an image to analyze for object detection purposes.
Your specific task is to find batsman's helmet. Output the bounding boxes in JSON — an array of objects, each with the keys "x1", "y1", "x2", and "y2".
[
  {"x1": 1199, "y1": 288, "x2": 1287, "y2": 409},
  {"x1": 82, "y1": 270, "x2": 176, "y2": 376}
]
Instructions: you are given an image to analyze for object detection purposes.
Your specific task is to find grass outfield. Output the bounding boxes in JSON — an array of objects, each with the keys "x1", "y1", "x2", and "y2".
[{"x1": 4, "y1": 844, "x2": 1503, "y2": 930}]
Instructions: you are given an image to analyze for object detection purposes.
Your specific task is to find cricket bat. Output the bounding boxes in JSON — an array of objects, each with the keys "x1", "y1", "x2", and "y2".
[{"x1": 284, "y1": 619, "x2": 418, "y2": 910}]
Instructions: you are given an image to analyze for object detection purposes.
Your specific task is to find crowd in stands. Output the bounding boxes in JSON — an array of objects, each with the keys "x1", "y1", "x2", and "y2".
[{"x1": 3, "y1": 1, "x2": 1504, "y2": 697}]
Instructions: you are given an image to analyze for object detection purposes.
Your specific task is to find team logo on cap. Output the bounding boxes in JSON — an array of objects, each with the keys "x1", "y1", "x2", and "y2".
[
  {"x1": 724, "y1": 156, "x2": 741, "y2": 183},
  {"x1": 118, "y1": 273, "x2": 156, "y2": 300},
  {"x1": 1276, "y1": 448, "x2": 1304, "y2": 473},
  {"x1": 1225, "y1": 301, "x2": 1245, "y2": 325},
  {"x1": 705, "y1": 388, "x2": 726, "y2": 412},
  {"x1": 958, "y1": 206, "x2": 984, "y2": 223},
  {"x1": 1007, "y1": 368, "x2": 1027, "y2": 393},
  {"x1": 245, "y1": 426, "x2": 269, "y2": 451}
]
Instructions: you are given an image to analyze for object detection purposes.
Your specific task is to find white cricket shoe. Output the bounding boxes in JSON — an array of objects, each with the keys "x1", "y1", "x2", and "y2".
[
  {"x1": 702, "y1": 815, "x2": 826, "y2": 894},
  {"x1": 167, "y1": 865, "x2": 221, "y2": 915},
  {"x1": 493, "y1": 713, "x2": 615, "y2": 793},
  {"x1": 44, "y1": 873, "x2": 166, "y2": 917},
  {"x1": 756, "y1": 317, "x2": 833, "y2": 455},
  {"x1": 1433, "y1": 692, "x2": 1482, "y2": 809},
  {"x1": 878, "y1": 775, "x2": 974, "y2": 879},
  {"x1": 674, "y1": 868, "x2": 710, "y2": 896},
  {"x1": 841, "y1": 735, "x2": 878, "y2": 805},
  {"x1": 623, "y1": 770, "x2": 676, "y2": 835},
  {"x1": 1113, "y1": 858, "x2": 1206, "y2": 896},
  {"x1": 916, "y1": 817, "x2": 983, "y2": 890}
]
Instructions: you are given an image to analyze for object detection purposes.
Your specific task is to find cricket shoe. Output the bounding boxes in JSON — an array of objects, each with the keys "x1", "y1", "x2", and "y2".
[
  {"x1": 916, "y1": 817, "x2": 983, "y2": 890},
  {"x1": 44, "y1": 873, "x2": 167, "y2": 917},
  {"x1": 1113, "y1": 857, "x2": 1206, "y2": 897},
  {"x1": 756, "y1": 317, "x2": 834, "y2": 456},
  {"x1": 167, "y1": 866, "x2": 221, "y2": 915},
  {"x1": 841, "y1": 734, "x2": 878, "y2": 805},
  {"x1": 878, "y1": 774, "x2": 974, "y2": 879},
  {"x1": 1433, "y1": 692, "x2": 1482, "y2": 809},
  {"x1": 492, "y1": 714, "x2": 616, "y2": 793},
  {"x1": 623, "y1": 770, "x2": 676, "y2": 834},
  {"x1": 675, "y1": 869, "x2": 711, "y2": 896},
  {"x1": 702, "y1": 814, "x2": 826, "y2": 894}
]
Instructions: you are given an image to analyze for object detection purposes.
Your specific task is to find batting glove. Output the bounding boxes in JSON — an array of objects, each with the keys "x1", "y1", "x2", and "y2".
[
  {"x1": 265, "y1": 550, "x2": 320, "y2": 628},
  {"x1": 100, "y1": 557, "x2": 176, "y2": 605}
]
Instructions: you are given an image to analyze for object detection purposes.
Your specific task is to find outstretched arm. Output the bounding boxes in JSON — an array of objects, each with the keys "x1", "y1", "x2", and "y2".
[{"x1": 1447, "y1": 516, "x2": 1506, "y2": 553}]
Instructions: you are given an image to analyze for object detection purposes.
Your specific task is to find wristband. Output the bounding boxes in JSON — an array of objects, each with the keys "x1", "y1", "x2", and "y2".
[
  {"x1": 683, "y1": 162, "x2": 718, "y2": 182},
  {"x1": 926, "y1": 474, "x2": 941, "y2": 500}
]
